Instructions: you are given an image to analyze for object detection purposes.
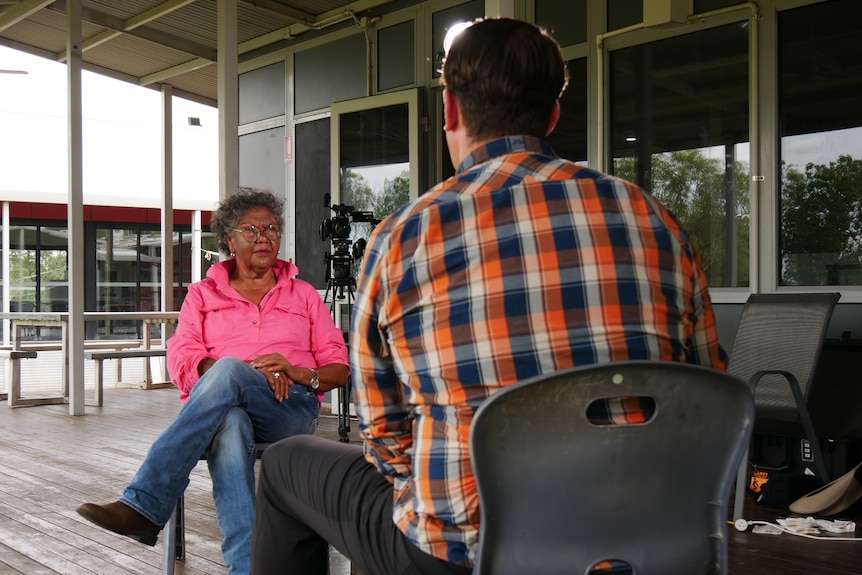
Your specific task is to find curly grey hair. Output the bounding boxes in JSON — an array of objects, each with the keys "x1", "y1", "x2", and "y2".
[{"x1": 210, "y1": 187, "x2": 285, "y2": 255}]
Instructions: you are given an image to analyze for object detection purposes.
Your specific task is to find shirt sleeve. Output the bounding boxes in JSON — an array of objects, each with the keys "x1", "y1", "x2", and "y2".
[
  {"x1": 686, "y1": 246, "x2": 729, "y2": 370},
  {"x1": 350, "y1": 225, "x2": 414, "y2": 479},
  {"x1": 304, "y1": 283, "x2": 350, "y2": 369},
  {"x1": 166, "y1": 282, "x2": 211, "y2": 397},
  {"x1": 643, "y1": 189, "x2": 728, "y2": 372}
]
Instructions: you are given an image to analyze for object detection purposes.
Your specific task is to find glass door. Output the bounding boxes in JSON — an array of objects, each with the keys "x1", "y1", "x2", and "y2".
[
  {"x1": 328, "y1": 89, "x2": 422, "y2": 421},
  {"x1": 328, "y1": 88, "x2": 422, "y2": 316}
]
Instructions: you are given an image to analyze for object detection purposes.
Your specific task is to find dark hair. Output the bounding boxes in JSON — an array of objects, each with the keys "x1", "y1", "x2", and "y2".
[
  {"x1": 210, "y1": 187, "x2": 285, "y2": 255},
  {"x1": 441, "y1": 18, "x2": 568, "y2": 141}
]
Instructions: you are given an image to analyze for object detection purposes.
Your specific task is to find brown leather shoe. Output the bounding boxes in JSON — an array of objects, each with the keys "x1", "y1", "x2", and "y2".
[{"x1": 76, "y1": 501, "x2": 160, "y2": 546}]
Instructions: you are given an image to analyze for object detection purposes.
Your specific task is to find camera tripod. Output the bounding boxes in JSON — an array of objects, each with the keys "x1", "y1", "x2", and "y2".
[{"x1": 323, "y1": 263, "x2": 355, "y2": 443}]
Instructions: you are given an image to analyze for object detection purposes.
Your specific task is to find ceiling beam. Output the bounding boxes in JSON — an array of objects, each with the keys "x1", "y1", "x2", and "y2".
[
  {"x1": 140, "y1": 0, "x2": 394, "y2": 88},
  {"x1": 50, "y1": 0, "x2": 214, "y2": 62},
  {"x1": 0, "y1": 0, "x2": 53, "y2": 33},
  {"x1": 18, "y1": 0, "x2": 395, "y2": 93},
  {"x1": 239, "y1": 0, "x2": 392, "y2": 52},
  {"x1": 140, "y1": 56, "x2": 211, "y2": 87},
  {"x1": 238, "y1": 0, "x2": 315, "y2": 23}
]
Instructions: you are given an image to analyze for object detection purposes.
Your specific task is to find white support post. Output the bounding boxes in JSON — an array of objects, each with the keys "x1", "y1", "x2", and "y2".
[
  {"x1": 218, "y1": 0, "x2": 239, "y2": 202},
  {"x1": 66, "y1": 0, "x2": 85, "y2": 415}
]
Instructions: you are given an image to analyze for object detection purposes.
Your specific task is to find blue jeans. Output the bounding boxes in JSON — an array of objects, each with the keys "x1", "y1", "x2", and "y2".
[{"x1": 120, "y1": 357, "x2": 320, "y2": 575}]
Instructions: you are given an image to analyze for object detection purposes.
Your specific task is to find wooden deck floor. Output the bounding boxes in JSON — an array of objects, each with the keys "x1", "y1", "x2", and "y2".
[
  {"x1": 1, "y1": 386, "x2": 861, "y2": 574},
  {"x1": 0, "y1": 386, "x2": 360, "y2": 574}
]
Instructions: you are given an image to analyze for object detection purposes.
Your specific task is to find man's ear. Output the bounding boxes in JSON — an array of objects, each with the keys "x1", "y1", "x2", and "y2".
[
  {"x1": 545, "y1": 100, "x2": 561, "y2": 137},
  {"x1": 443, "y1": 89, "x2": 460, "y2": 132}
]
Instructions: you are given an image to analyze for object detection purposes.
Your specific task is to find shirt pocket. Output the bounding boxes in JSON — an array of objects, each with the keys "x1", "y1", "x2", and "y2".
[
  {"x1": 265, "y1": 302, "x2": 313, "y2": 351},
  {"x1": 200, "y1": 302, "x2": 246, "y2": 349}
]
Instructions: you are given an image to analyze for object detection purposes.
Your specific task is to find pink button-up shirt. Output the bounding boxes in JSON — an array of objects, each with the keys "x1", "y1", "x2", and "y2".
[{"x1": 167, "y1": 258, "x2": 348, "y2": 404}]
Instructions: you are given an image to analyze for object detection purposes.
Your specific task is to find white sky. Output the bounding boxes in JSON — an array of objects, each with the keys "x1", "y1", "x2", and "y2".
[{"x1": 0, "y1": 45, "x2": 219, "y2": 210}]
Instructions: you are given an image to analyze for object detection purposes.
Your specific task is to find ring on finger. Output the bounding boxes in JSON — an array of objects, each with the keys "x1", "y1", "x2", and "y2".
[{"x1": 274, "y1": 372, "x2": 281, "y2": 379}]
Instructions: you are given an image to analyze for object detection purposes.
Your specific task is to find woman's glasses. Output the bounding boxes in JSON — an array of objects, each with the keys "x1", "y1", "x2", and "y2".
[{"x1": 232, "y1": 224, "x2": 280, "y2": 243}]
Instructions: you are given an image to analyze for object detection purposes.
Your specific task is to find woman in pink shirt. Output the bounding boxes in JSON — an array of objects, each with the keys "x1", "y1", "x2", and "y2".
[{"x1": 77, "y1": 188, "x2": 349, "y2": 575}]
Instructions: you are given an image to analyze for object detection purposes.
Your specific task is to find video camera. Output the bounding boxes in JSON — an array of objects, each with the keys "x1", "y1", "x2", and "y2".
[
  {"x1": 319, "y1": 194, "x2": 379, "y2": 285},
  {"x1": 319, "y1": 203, "x2": 377, "y2": 243}
]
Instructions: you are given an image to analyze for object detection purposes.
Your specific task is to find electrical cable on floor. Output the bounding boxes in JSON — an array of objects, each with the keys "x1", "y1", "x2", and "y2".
[{"x1": 730, "y1": 519, "x2": 862, "y2": 541}]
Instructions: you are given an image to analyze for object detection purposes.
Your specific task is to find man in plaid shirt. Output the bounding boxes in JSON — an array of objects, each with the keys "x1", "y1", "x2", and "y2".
[{"x1": 251, "y1": 17, "x2": 726, "y2": 575}]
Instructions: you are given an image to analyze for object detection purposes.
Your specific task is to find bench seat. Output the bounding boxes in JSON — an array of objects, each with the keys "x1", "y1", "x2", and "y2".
[
  {"x1": 0, "y1": 350, "x2": 39, "y2": 405},
  {"x1": 84, "y1": 348, "x2": 171, "y2": 406}
]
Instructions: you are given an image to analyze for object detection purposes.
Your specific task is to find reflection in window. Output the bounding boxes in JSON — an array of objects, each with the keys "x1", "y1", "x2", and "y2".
[
  {"x1": 610, "y1": 23, "x2": 750, "y2": 288},
  {"x1": 547, "y1": 58, "x2": 587, "y2": 165},
  {"x1": 338, "y1": 103, "x2": 412, "y2": 279},
  {"x1": 6, "y1": 223, "x2": 68, "y2": 339},
  {"x1": 779, "y1": 0, "x2": 862, "y2": 286},
  {"x1": 8, "y1": 224, "x2": 68, "y2": 312},
  {"x1": 536, "y1": 0, "x2": 586, "y2": 47},
  {"x1": 607, "y1": 0, "x2": 641, "y2": 31},
  {"x1": 96, "y1": 226, "x2": 163, "y2": 337}
]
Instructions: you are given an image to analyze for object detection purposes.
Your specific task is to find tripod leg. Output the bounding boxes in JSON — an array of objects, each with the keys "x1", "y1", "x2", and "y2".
[
  {"x1": 336, "y1": 284, "x2": 355, "y2": 443},
  {"x1": 338, "y1": 377, "x2": 351, "y2": 443}
]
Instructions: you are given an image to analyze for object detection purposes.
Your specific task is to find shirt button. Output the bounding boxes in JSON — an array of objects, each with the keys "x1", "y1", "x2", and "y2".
[{"x1": 252, "y1": 320, "x2": 258, "y2": 324}]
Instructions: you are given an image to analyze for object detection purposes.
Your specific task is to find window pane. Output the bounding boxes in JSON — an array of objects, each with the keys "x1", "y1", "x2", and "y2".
[
  {"x1": 97, "y1": 227, "x2": 141, "y2": 337},
  {"x1": 431, "y1": 0, "x2": 484, "y2": 78},
  {"x1": 139, "y1": 228, "x2": 162, "y2": 313},
  {"x1": 239, "y1": 62, "x2": 285, "y2": 124},
  {"x1": 536, "y1": 0, "x2": 586, "y2": 47},
  {"x1": 9, "y1": 225, "x2": 37, "y2": 313},
  {"x1": 174, "y1": 230, "x2": 190, "y2": 310},
  {"x1": 239, "y1": 126, "x2": 286, "y2": 198},
  {"x1": 779, "y1": 0, "x2": 862, "y2": 286},
  {"x1": 610, "y1": 23, "x2": 750, "y2": 288},
  {"x1": 378, "y1": 20, "x2": 414, "y2": 91},
  {"x1": 338, "y1": 103, "x2": 411, "y2": 280},
  {"x1": 7, "y1": 223, "x2": 67, "y2": 339},
  {"x1": 547, "y1": 58, "x2": 587, "y2": 164},
  {"x1": 40, "y1": 226, "x2": 68, "y2": 313},
  {"x1": 694, "y1": 0, "x2": 742, "y2": 13},
  {"x1": 608, "y1": 0, "x2": 641, "y2": 31},
  {"x1": 200, "y1": 229, "x2": 218, "y2": 271},
  {"x1": 295, "y1": 117, "x2": 330, "y2": 289},
  {"x1": 294, "y1": 34, "x2": 366, "y2": 114}
]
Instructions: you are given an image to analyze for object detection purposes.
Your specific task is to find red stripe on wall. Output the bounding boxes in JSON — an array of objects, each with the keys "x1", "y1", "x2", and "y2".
[{"x1": 7, "y1": 202, "x2": 210, "y2": 226}]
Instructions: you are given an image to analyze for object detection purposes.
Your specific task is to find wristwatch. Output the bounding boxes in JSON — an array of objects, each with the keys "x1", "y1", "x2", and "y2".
[{"x1": 308, "y1": 369, "x2": 320, "y2": 391}]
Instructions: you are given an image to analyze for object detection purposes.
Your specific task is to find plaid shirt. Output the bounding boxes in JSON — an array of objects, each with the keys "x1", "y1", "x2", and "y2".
[{"x1": 350, "y1": 135, "x2": 726, "y2": 567}]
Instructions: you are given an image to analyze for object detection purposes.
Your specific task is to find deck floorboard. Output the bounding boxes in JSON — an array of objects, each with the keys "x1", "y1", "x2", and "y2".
[
  {"x1": 1, "y1": 386, "x2": 860, "y2": 574},
  {"x1": 0, "y1": 386, "x2": 360, "y2": 574}
]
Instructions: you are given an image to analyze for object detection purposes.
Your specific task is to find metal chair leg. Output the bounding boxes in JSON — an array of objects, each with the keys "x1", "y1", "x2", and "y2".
[{"x1": 161, "y1": 495, "x2": 184, "y2": 575}]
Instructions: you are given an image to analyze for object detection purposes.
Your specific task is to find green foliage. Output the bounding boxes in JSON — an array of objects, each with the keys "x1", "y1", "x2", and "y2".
[
  {"x1": 341, "y1": 167, "x2": 411, "y2": 277},
  {"x1": 8, "y1": 247, "x2": 68, "y2": 308},
  {"x1": 614, "y1": 150, "x2": 750, "y2": 288},
  {"x1": 342, "y1": 168, "x2": 410, "y2": 220},
  {"x1": 781, "y1": 155, "x2": 862, "y2": 285}
]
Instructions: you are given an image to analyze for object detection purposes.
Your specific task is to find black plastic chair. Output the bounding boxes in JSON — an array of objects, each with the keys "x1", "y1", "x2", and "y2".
[
  {"x1": 727, "y1": 292, "x2": 840, "y2": 520},
  {"x1": 470, "y1": 361, "x2": 753, "y2": 575},
  {"x1": 162, "y1": 442, "x2": 270, "y2": 575}
]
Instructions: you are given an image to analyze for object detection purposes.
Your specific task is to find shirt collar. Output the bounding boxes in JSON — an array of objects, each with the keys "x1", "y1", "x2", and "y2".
[{"x1": 456, "y1": 135, "x2": 558, "y2": 173}]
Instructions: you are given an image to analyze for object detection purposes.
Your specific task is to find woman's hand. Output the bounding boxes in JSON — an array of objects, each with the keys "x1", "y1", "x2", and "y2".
[
  {"x1": 249, "y1": 354, "x2": 350, "y2": 401},
  {"x1": 249, "y1": 353, "x2": 295, "y2": 401}
]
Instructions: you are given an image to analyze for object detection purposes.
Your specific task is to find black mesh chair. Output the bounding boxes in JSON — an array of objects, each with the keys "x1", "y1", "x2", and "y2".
[
  {"x1": 728, "y1": 292, "x2": 840, "y2": 520},
  {"x1": 470, "y1": 361, "x2": 753, "y2": 575}
]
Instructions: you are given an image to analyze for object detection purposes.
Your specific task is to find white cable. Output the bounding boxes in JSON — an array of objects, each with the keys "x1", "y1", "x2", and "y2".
[{"x1": 732, "y1": 519, "x2": 862, "y2": 541}]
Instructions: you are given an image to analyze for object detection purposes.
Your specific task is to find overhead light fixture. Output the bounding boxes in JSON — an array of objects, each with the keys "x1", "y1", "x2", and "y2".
[
  {"x1": 626, "y1": 136, "x2": 637, "y2": 142},
  {"x1": 443, "y1": 21, "x2": 475, "y2": 55}
]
